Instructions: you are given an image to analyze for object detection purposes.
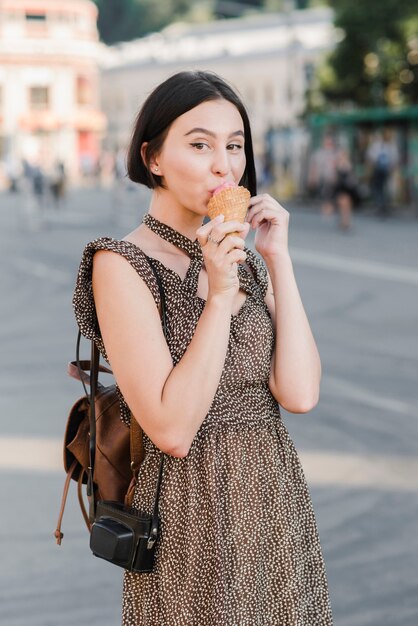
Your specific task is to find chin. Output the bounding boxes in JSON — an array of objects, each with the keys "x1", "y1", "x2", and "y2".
[
  {"x1": 180, "y1": 199, "x2": 207, "y2": 218},
  {"x1": 189, "y1": 198, "x2": 209, "y2": 216}
]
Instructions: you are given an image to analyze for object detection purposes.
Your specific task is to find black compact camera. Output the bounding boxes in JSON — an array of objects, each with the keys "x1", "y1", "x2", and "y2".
[{"x1": 90, "y1": 501, "x2": 159, "y2": 573}]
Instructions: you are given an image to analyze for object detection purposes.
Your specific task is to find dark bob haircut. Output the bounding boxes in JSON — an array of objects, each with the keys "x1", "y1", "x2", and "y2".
[{"x1": 127, "y1": 70, "x2": 257, "y2": 196}]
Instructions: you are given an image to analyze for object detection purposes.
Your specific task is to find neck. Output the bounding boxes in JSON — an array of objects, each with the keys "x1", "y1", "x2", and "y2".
[{"x1": 147, "y1": 190, "x2": 204, "y2": 241}]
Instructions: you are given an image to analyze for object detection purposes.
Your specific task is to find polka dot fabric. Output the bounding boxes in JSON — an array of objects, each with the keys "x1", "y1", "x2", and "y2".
[{"x1": 73, "y1": 214, "x2": 333, "y2": 625}]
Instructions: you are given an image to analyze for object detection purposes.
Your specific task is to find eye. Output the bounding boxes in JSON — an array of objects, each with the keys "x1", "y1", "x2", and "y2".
[
  {"x1": 190, "y1": 142, "x2": 210, "y2": 151},
  {"x1": 227, "y1": 143, "x2": 243, "y2": 152}
]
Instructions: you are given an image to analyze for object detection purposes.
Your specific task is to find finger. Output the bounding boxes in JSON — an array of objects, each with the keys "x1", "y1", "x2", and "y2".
[
  {"x1": 218, "y1": 235, "x2": 245, "y2": 253},
  {"x1": 248, "y1": 198, "x2": 264, "y2": 210},
  {"x1": 247, "y1": 196, "x2": 284, "y2": 222},
  {"x1": 211, "y1": 221, "x2": 248, "y2": 243},
  {"x1": 248, "y1": 194, "x2": 268, "y2": 208},
  {"x1": 247, "y1": 201, "x2": 272, "y2": 221},
  {"x1": 196, "y1": 214, "x2": 224, "y2": 245},
  {"x1": 250, "y1": 208, "x2": 281, "y2": 229},
  {"x1": 247, "y1": 203, "x2": 263, "y2": 219},
  {"x1": 207, "y1": 232, "x2": 225, "y2": 246},
  {"x1": 239, "y1": 221, "x2": 251, "y2": 240},
  {"x1": 228, "y1": 221, "x2": 250, "y2": 240},
  {"x1": 208, "y1": 228, "x2": 245, "y2": 248},
  {"x1": 196, "y1": 214, "x2": 224, "y2": 235},
  {"x1": 226, "y1": 249, "x2": 247, "y2": 265}
]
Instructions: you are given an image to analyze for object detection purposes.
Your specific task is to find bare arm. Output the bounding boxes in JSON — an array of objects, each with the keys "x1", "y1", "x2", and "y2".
[
  {"x1": 92, "y1": 216, "x2": 248, "y2": 458},
  {"x1": 264, "y1": 253, "x2": 321, "y2": 413},
  {"x1": 246, "y1": 193, "x2": 321, "y2": 413}
]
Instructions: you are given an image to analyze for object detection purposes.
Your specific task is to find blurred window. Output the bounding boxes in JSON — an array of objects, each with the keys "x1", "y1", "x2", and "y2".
[
  {"x1": 25, "y1": 13, "x2": 46, "y2": 22},
  {"x1": 76, "y1": 76, "x2": 92, "y2": 105},
  {"x1": 29, "y1": 86, "x2": 49, "y2": 110}
]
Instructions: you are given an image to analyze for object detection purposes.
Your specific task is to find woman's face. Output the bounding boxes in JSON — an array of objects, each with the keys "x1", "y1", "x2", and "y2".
[{"x1": 151, "y1": 98, "x2": 246, "y2": 216}]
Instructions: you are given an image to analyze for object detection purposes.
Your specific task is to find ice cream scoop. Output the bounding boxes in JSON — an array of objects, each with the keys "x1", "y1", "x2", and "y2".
[
  {"x1": 212, "y1": 181, "x2": 238, "y2": 196},
  {"x1": 207, "y1": 183, "x2": 250, "y2": 237}
]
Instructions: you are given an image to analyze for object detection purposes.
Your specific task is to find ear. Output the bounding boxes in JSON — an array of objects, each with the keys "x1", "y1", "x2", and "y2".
[
  {"x1": 140, "y1": 141, "x2": 162, "y2": 176},
  {"x1": 140, "y1": 142, "x2": 148, "y2": 168}
]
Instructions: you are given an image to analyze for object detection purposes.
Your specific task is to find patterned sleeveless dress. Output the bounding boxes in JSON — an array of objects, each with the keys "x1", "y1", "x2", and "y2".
[{"x1": 73, "y1": 214, "x2": 333, "y2": 626}]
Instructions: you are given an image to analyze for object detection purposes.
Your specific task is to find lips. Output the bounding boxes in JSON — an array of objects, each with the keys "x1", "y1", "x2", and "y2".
[{"x1": 210, "y1": 181, "x2": 237, "y2": 196}]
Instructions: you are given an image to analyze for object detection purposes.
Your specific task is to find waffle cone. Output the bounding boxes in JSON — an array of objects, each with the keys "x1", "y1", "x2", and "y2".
[{"x1": 207, "y1": 186, "x2": 250, "y2": 236}]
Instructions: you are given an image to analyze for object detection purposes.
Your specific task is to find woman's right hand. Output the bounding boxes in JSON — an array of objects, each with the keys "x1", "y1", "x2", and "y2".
[{"x1": 196, "y1": 215, "x2": 250, "y2": 305}]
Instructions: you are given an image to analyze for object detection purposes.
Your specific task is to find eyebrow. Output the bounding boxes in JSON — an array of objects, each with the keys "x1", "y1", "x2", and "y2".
[{"x1": 184, "y1": 127, "x2": 244, "y2": 139}]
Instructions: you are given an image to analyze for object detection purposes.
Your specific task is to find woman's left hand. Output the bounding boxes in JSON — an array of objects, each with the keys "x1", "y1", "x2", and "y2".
[{"x1": 246, "y1": 193, "x2": 289, "y2": 260}]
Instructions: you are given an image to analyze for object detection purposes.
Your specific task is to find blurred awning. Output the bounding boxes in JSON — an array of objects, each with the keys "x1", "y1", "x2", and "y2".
[
  {"x1": 310, "y1": 105, "x2": 418, "y2": 127},
  {"x1": 72, "y1": 109, "x2": 107, "y2": 132},
  {"x1": 19, "y1": 111, "x2": 61, "y2": 131},
  {"x1": 18, "y1": 110, "x2": 107, "y2": 132}
]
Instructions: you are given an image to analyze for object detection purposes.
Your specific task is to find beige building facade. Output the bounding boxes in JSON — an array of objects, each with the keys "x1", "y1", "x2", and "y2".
[
  {"x1": 101, "y1": 7, "x2": 336, "y2": 159},
  {"x1": 0, "y1": 0, "x2": 106, "y2": 184}
]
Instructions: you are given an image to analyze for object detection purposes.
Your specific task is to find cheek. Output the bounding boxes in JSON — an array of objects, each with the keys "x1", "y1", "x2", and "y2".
[
  {"x1": 162, "y1": 149, "x2": 207, "y2": 189},
  {"x1": 234, "y1": 153, "x2": 247, "y2": 179}
]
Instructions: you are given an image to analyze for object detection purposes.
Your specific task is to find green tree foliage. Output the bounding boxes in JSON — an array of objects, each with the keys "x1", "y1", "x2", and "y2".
[
  {"x1": 215, "y1": 1, "x2": 320, "y2": 17},
  {"x1": 94, "y1": 0, "x2": 194, "y2": 44},
  {"x1": 94, "y1": 0, "x2": 324, "y2": 42},
  {"x1": 320, "y1": 0, "x2": 418, "y2": 107}
]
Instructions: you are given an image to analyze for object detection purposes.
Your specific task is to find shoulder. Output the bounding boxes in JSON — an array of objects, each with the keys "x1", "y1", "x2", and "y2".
[
  {"x1": 92, "y1": 241, "x2": 156, "y2": 303},
  {"x1": 79, "y1": 236, "x2": 156, "y2": 282},
  {"x1": 81, "y1": 235, "x2": 148, "y2": 263},
  {"x1": 73, "y1": 236, "x2": 161, "y2": 341}
]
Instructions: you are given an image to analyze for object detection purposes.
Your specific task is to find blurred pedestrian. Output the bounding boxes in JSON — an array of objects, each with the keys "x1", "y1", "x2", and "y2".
[
  {"x1": 20, "y1": 158, "x2": 33, "y2": 213},
  {"x1": 31, "y1": 163, "x2": 46, "y2": 210},
  {"x1": 4, "y1": 156, "x2": 20, "y2": 193},
  {"x1": 49, "y1": 160, "x2": 66, "y2": 208},
  {"x1": 366, "y1": 129, "x2": 398, "y2": 218},
  {"x1": 112, "y1": 146, "x2": 128, "y2": 206},
  {"x1": 308, "y1": 134, "x2": 337, "y2": 217},
  {"x1": 333, "y1": 148, "x2": 357, "y2": 232},
  {"x1": 73, "y1": 70, "x2": 332, "y2": 625}
]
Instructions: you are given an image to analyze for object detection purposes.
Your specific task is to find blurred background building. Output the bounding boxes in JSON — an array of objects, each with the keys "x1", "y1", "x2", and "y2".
[
  {"x1": 100, "y1": 6, "x2": 335, "y2": 198},
  {"x1": 0, "y1": 0, "x2": 106, "y2": 185},
  {"x1": 0, "y1": 0, "x2": 417, "y2": 211}
]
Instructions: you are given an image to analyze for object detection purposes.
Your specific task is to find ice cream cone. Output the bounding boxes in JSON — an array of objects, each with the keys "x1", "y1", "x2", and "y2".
[{"x1": 207, "y1": 186, "x2": 251, "y2": 237}]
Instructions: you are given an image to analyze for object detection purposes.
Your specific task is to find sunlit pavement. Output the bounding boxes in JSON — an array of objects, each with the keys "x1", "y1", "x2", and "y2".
[{"x1": 1, "y1": 186, "x2": 417, "y2": 625}]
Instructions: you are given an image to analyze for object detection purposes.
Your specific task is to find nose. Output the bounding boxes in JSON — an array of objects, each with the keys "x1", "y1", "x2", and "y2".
[{"x1": 211, "y1": 147, "x2": 231, "y2": 177}]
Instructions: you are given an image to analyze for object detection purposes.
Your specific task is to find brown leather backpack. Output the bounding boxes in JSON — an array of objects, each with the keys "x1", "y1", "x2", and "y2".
[
  {"x1": 54, "y1": 334, "x2": 144, "y2": 544},
  {"x1": 54, "y1": 256, "x2": 166, "y2": 545}
]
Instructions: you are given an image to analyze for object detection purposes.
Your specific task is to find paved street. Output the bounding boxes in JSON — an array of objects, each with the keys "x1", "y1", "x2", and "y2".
[{"x1": 0, "y1": 185, "x2": 417, "y2": 625}]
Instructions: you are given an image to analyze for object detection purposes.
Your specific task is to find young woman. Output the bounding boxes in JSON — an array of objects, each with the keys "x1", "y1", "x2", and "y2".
[{"x1": 74, "y1": 70, "x2": 333, "y2": 625}]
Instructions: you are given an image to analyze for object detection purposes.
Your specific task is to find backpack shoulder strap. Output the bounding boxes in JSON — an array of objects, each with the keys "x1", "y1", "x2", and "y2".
[{"x1": 86, "y1": 256, "x2": 167, "y2": 521}]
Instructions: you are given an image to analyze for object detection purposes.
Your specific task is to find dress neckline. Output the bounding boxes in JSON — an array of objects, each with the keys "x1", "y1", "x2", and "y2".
[
  {"x1": 143, "y1": 214, "x2": 203, "y2": 259},
  {"x1": 140, "y1": 214, "x2": 261, "y2": 315}
]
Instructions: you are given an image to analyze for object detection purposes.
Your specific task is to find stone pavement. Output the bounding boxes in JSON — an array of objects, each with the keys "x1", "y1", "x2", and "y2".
[{"x1": 0, "y1": 186, "x2": 417, "y2": 625}]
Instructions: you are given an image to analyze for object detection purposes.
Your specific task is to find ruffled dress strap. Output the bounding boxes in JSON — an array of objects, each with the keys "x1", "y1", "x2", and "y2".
[
  {"x1": 73, "y1": 236, "x2": 161, "y2": 351},
  {"x1": 241, "y1": 248, "x2": 269, "y2": 299}
]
